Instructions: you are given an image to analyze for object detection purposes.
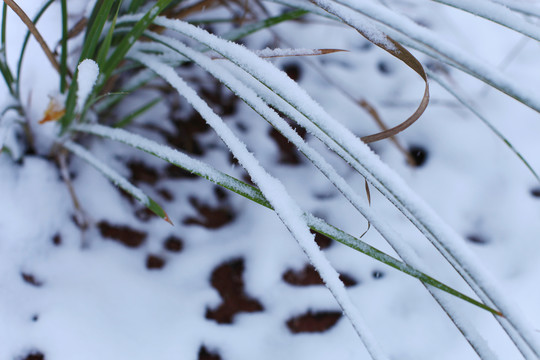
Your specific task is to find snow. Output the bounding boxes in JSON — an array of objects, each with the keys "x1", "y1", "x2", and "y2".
[
  {"x1": 2, "y1": 1, "x2": 540, "y2": 359},
  {"x1": 76, "y1": 59, "x2": 99, "y2": 112}
]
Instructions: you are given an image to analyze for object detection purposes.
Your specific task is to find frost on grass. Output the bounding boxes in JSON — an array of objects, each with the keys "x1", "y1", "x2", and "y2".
[{"x1": 76, "y1": 59, "x2": 99, "y2": 112}]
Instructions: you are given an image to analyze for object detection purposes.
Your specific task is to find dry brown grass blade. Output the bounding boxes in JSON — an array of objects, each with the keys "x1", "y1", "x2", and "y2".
[
  {"x1": 358, "y1": 99, "x2": 416, "y2": 165},
  {"x1": 66, "y1": 17, "x2": 88, "y2": 40},
  {"x1": 4, "y1": 0, "x2": 61, "y2": 74},
  {"x1": 165, "y1": 0, "x2": 220, "y2": 19},
  {"x1": 313, "y1": 0, "x2": 430, "y2": 144},
  {"x1": 149, "y1": 0, "x2": 220, "y2": 34},
  {"x1": 357, "y1": 37, "x2": 429, "y2": 143}
]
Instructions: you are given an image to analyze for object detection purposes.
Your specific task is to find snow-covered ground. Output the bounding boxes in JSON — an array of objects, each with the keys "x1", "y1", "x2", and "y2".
[{"x1": 1, "y1": 1, "x2": 540, "y2": 359}]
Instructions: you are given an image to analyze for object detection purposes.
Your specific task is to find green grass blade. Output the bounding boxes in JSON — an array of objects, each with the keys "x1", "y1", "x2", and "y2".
[
  {"x1": 1, "y1": 3, "x2": 14, "y2": 95},
  {"x1": 60, "y1": 0, "x2": 68, "y2": 93},
  {"x1": 95, "y1": 0, "x2": 124, "y2": 67},
  {"x1": 80, "y1": 0, "x2": 116, "y2": 60},
  {"x1": 72, "y1": 122, "x2": 501, "y2": 316},
  {"x1": 100, "y1": 0, "x2": 175, "y2": 83},
  {"x1": 61, "y1": 0, "x2": 117, "y2": 131},
  {"x1": 428, "y1": 69, "x2": 540, "y2": 184},
  {"x1": 128, "y1": 0, "x2": 147, "y2": 13},
  {"x1": 222, "y1": 9, "x2": 308, "y2": 41},
  {"x1": 62, "y1": 139, "x2": 172, "y2": 224},
  {"x1": 113, "y1": 97, "x2": 161, "y2": 128},
  {"x1": 15, "y1": 0, "x2": 55, "y2": 97}
]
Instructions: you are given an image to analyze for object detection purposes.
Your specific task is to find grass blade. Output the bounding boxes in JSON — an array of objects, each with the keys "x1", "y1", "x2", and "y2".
[
  {"x1": 62, "y1": 140, "x2": 172, "y2": 224},
  {"x1": 15, "y1": 0, "x2": 55, "y2": 97},
  {"x1": 429, "y1": 0, "x2": 540, "y2": 42},
  {"x1": 95, "y1": 0, "x2": 124, "y2": 67},
  {"x1": 427, "y1": 69, "x2": 540, "y2": 183},
  {"x1": 72, "y1": 122, "x2": 502, "y2": 316},
  {"x1": 122, "y1": 52, "x2": 389, "y2": 359},
  {"x1": 112, "y1": 96, "x2": 161, "y2": 128},
  {"x1": 1, "y1": 3, "x2": 14, "y2": 95},
  {"x1": 152, "y1": 16, "x2": 538, "y2": 357},
  {"x1": 60, "y1": 0, "x2": 68, "y2": 92}
]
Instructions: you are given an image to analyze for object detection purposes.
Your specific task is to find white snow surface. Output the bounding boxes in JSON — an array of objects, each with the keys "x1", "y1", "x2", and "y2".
[{"x1": 2, "y1": 1, "x2": 540, "y2": 360}]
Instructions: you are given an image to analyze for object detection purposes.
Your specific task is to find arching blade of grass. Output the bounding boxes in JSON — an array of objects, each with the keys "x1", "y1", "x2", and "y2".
[
  {"x1": 62, "y1": 140, "x2": 172, "y2": 224},
  {"x1": 427, "y1": 69, "x2": 540, "y2": 183},
  {"x1": 72, "y1": 122, "x2": 501, "y2": 317},
  {"x1": 95, "y1": 0, "x2": 124, "y2": 68},
  {"x1": 1, "y1": 3, "x2": 15, "y2": 95},
  {"x1": 99, "y1": 0, "x2": 175, "y2": 82},
  {"x1": 306, "y1": 3, "x2": 540, "y2": 355},
  {"x1": 221, "y1": 8, "x2": 307, "y2": 40},
  {"x1": 112, "y1": 96, "x2": 161, "y2": 128},
  {"x1": 15, "y1": 0, "x2": 55, "y2": 97},
  {"x1": 428, "y1": 0, "x2": 540, "y2": 42},
  {"x1": 133, "y1": 37, "x2": 506, "y2": 341},
  {"x1": 323, "y1": 0, "x2": 540, "y2": 114},
  {"x1": 152, "y1": 16, "x2": 539, "y2": 358},
  {"x1": 491, "y1": 0, "x2": 540, "y2": 18},
  {"x1": 130, "y1": 52, "x2": 388, "y2": 360},
  {"x1": 128, "y1": 0, "x2": 148, "y2": 13},
  {"x1": 60, "y1": 0, "x2": 68, "y2": 93},
  {"x1": 138, "y1": 31, "x2": 498, "y2": 358}
]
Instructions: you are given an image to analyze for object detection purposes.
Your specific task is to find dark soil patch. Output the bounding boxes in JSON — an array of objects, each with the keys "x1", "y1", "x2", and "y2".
[
  {"x1": 98, "y1": 221, "x2": 147, "y2": 248},
  {"x1": 372, "y1": 270, "x2": 385, "y2": 280},
  {"x1": 283, "y1": 264, "x2": 358, "y2": 287},
  {"x1": 157, "y1": 188, "x2": 174, "y2": 201},
  {"x1": 164, "y1": 164, "x2": 198, "y2": 179},
  {"x1": 184, "y1": 197, "x2": 235, "y2": 229},
  {"x1": 268, "y1": 122, "x2": 307, "y2": 165},
  {"x1": 21, "y1": 273, "x2": 43, "y2": 287},
  {"x1": 530, "y1": 187, "x2": 540, "y2": 198},
  {"x1": 312, "y1": 229, "x2": 332, "y2": 249},
  {"x1": 52, "y1": 233, "x2": 62, "y2": 246},
  {"x1": 466, "y1": 234, "x2": 489, "y2": 245},
  {"x1": 163, "y1": 235, "x2": 184, "y2": 253},
  {"x1": 206, "y1": 258, "x2": 263, "y2": 324},
  {"x1": 408, "y1": 145, "x2": 428, "y2": 167},
  {"x1": 135, "y1": 207, "x2": 158, "y2": 222},
  {"x1": 286, "y1": 310, "x2": 342, "y2": 333},
  {"x1": 339, "y1": 273, "x2": 358, "y2": 287},
  {"x1": 198, "y1": 346, "x2": 222, "y2": 360},
  {"x1": 377, "y1": 60, "x2": 393, "y2": 75},
  {"x1": 282, "y1": 62, "x2": 302, "y2": 82},
  {"x1": 146, "y1": 254, "x2": 166, "y2": 270},
  {"x1": 127, "y1": 160, "x2": 159, "y2": 185},
  {"x1": 18, "y1": 350, "x2": 45, "y2": 360}
]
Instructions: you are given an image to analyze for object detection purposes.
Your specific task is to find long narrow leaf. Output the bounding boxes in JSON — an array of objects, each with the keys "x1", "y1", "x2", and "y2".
[
  {"x1": 72, "y1": 121, "x2": 502, "y2": 316},
  {"x1": 152, "y1": 16, "x2": 539, "y2": 357},
  {"x1": 62, "y1": 140, "x2": 172, "y2": 224},
  {"x1": 427, "y1": 69, "x2": 540, "y2": 183},
  {"x1": 15, "y1": 0, "x2": 55, "y2": 96},
  {"x1": 324, "y1": 0, "x2": 540, "y2": 114},
  {"x1": 140, "y1": 29, "x2": 501, "y2": 358},
  {"x1": 429, "y1": 0, "x2": 540, "y2": 41}
]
